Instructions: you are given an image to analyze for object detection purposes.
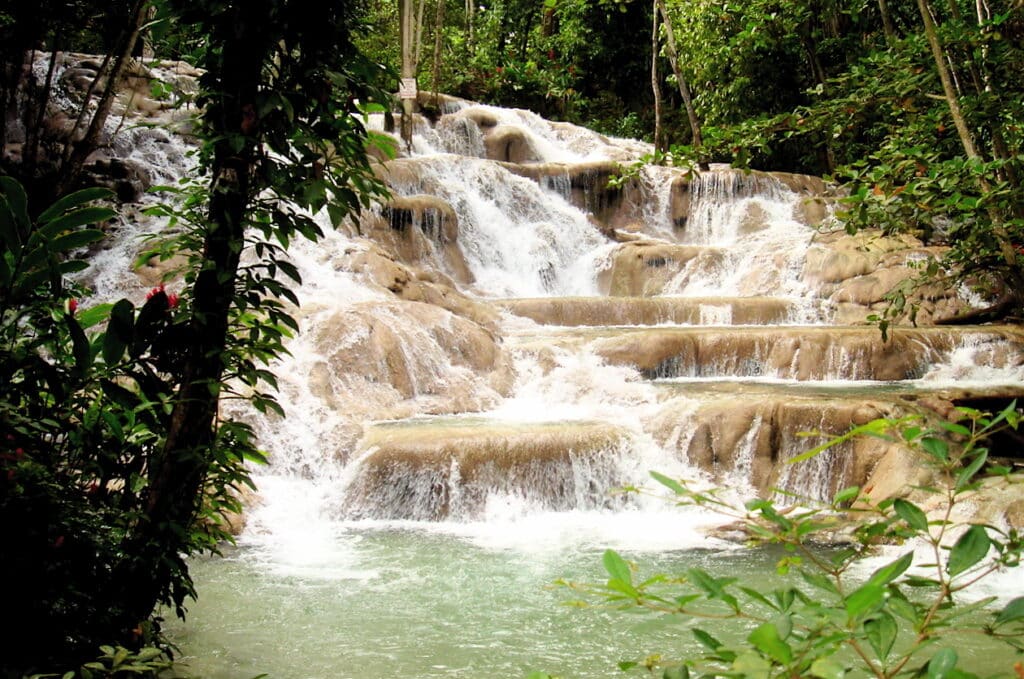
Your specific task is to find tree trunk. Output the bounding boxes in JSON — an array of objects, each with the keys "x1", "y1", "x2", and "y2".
[
  {"x1": 655, "y1": 0, "x2": 704, "y2": 165},
  {"x1": 650, "y1": 0, "x2": 662, "y2": 152},
  {"x1": 431, "y1": 0, "x2": 446, "y2": 109},
  {"x1": 114, "y1": 0, "x2": 269, "y2": 634},
  {"x1": 916, "y1": 0, "x2": 1020, "y2": 271},
  {"x1": 23, "y1": 35, "x2": 61, "y2": 184},
  {"x1": 878, "y1": 0, "x2": 897, "y2": 40},
  {"x1": 57, "y1": 0, "x2": 149, "y2": 198},
  {"x1": 415, "y1": 0, "x2": 427, "y2": 70},
  {"x1": 916, "y1": 0, "x2": 982, "y2": 161}
]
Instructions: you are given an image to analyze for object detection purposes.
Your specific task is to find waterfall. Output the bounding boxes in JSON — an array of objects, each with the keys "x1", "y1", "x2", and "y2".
[
  {"x1": 27, "y1": 54, "x2": 1024, "y2": 679},
  {"x1": 75, "y1": 87, "x2": 1024, "y2": 551}
]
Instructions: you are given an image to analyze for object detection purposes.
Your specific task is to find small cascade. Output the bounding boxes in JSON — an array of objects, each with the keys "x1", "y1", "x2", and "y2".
[
  {"x1": 684, "y1": 170, "x2": 794, "y2": 246},
  {"x1": 384, "y1": 156, "x2": 613, "y2": 296}
]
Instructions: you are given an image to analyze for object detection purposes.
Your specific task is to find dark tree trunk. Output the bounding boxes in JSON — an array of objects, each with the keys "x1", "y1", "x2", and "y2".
[{"x1": 113, "y1": 0, "x2": 270, "y2": 635}]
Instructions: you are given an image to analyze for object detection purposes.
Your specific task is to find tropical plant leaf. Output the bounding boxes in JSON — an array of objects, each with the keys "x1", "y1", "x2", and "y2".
[{"x1": 947, "y1": 526, "x2": 990, "y2": 577}]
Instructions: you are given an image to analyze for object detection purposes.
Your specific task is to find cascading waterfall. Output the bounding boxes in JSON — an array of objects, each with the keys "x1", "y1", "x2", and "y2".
[{"x1": 74, "y1": 83, "x2": 1024, "y2": 676}]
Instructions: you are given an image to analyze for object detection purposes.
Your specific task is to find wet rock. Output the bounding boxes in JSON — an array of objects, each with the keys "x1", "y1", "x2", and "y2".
[
  {"x1": 339, "y1": 243, "x2": 498, "y2": 329},
  {"x1": 498, "y1": 296, "x2": 794, "y2": 327},
  {"x1": 341, "y1": 420, "x2": 626, "y2": 520},
  {"x1": 484, "y1": 125, "x2": 540, "y2": 164},
  {"x1": 361, "y1": 194, "x2": 473, "y2": 285},
  {"x1": 307, "y1": 299, "x2": 512, "y2": 422},
  {"x1": 80, "y1": 156, "x2": 151, "y2": 202},
  {"x1": 600, "y1": 242, "x2": 718, "y2": 296}
]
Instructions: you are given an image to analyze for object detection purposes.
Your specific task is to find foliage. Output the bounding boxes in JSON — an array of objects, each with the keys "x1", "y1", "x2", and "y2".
[
  {"x1": 0, "y1": 177, "x2": 235, "y2": 674},
  {"x1": 0, "y1": 0, "x2": 153, "y2": 205},
  {"x1": 28, "y1": 646, "x2": 174, "y2": 679},
  {"x1": 555, "y1": 402, "x2": 1024, "y2": 679},
  {"x1": 2, "y1": 0, "x2": 394, "y2": 674}
]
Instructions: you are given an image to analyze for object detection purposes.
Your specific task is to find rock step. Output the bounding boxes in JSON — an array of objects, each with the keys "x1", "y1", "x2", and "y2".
[
  {"x1": 496, "y1": 296, "x2": 801, "y2": 326},
  {"x1": 340, "y1": 420, "x2": 628, "y2": 521},
  {"x1": 510, "y1": 324, "x2": 1024, "y2": 382},
  {"x1": 337, "y1": 377, "x2": 1024, "y2": 521}
]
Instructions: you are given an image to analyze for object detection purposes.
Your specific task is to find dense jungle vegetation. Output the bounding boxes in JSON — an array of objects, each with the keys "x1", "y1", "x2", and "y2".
[{"x1": 0, "y1": 0, "x2": 1022, "y2": 676}]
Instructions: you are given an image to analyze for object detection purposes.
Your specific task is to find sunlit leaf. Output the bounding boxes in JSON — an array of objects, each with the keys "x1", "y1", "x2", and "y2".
[
  {"x1": 747, "y1": 622, "x2": 792, "y2": 663},
  {"x1": 927, "y1": 648, "x2": 957, "y2": 679},
  {"x1": 865, "y1": 611, "x2": 898, "y2": 660},
  {"x1": 603, "y1": 549, "x2": 632, "y2": 585},
  {"x1": 947, "y1": 526, "x2": 990, "y2": 576},
  {"x1": 894, "y1": 499, "x2": 928, "y2": 532}
]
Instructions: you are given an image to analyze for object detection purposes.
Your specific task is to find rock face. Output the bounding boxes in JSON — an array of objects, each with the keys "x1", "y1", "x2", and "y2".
[
  {"x1": 647, "y1": 393, "x2": 896, "y2": 498},
  {"x1": 804, "y1": 230, "x2": 969, "y2": 324},
  {"x1": 296, "y1": 299, "x2": 513, "y2": 459},
  {"x1": 599, "y1": 242, "x2": 724, "y2": 296},
  {"x1": 497, "y1": 296, "x2": 794, "y2": 326},
  {"x1": 361, "y1": 194, "x2": 474, "y2": 285},
  {"x1": 341, "y1": 421, "x2": 626, "y2": 520},
  {"x1": 588, "y1": 326, "x2": 1024, "y2": 381}
]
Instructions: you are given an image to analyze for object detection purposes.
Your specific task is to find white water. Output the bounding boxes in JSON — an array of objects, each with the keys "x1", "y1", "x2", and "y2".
[{"x1": 67, "y1": 87, "x2": 1024, "y2": 676}]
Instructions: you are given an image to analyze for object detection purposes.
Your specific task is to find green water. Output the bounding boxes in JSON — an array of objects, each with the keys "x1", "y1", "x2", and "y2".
[
  {"x1": 167, "y1": 530, "x2": 762, "y2": 678},
  {"x1": 166, "y1": 528, "x2": 1019, "y2": 679}
]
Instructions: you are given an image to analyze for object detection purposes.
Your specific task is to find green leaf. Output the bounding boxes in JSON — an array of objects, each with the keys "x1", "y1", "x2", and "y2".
[
  {"x1": 76, "y1": 302, "x2": 113, "y2": 330},
  {"x1": 994, "y1": 596, "x2": 1024, "y2": 626},
  {"x1": 867, "y1": 552, "x2": 913, "y2": 587},
  {"x1": 894, "y1": 499, "x2": 928, "y2": 532},
  {"x1": 920, "y1": 436, "x2": 948, "y2": 461},
  {"x1": 65, "y1": 315, "x2": 92, "y2": 375},
  {"x1": 104, "y1": 299, "x2": 135, "y2": 365},
  {"x1": 946, "y1": 525, "x2": 990, "y2": 577},
  {"x1": 603, "y1": 549, "x2": 632, "y2": 585},
  {"x1": 739, "y1": 586, "x2": 777, "y2": 610},
  {"x1": 605, "y1": 578, "x2": 640, "y2": 598},
  {"x1": 687, "y1": 568, "x2": 723, "y2": 597},
  {"x1": 833, "y1": 486, "x2": 860, "y2": 505},
  {"x1": 37, "y1": 187, "x2": 114, "y2": 223},
  {"x1": 747, "y1": 622, "x2": 792, "y2": 663},
  {"x1": 732, "y1": 651, "x2": 771, "y2": 679},
  {"x1": 810, "y1": 656, "x2": 846, "y2": 679},
  {"x1": 32, "y1": 206, "x2": 115, "y2": 242},
  {"x1": 692, "y1": 628, "x2": 723, "y2": 652},
  {"x1": 0, "y1": 195, "x2": 22, "y2": 256},
  {"x1": 0, "y1": 175, "x2": 30, "y2": 231},
  {"x1": 864, "y1": 611, "x2": 898, "y2": 660},
  {"x1": 887, "y1": 595, "x2": 920, "y2": 623},
  {"x1": 954, "y1": 451, "x2": 988, "y2": 491},
  {"x1": 927, "y1": 648, "x2": 957, "y2": 679},
  {"x1": 48, "y1": 228, "x2": 105, "y2": 254},
  {"x1": 650, "y1": 470, "x2": 687, "y2": 495},
  {"x1": 799, "y1": 568, "x2": 839, "y2": 595},
  {"x1": 845, "y1": 583, "x2": 884, "y2": 618},
  {"x1": 663, "y1": 665, "x2": 689, "y2": 679}
]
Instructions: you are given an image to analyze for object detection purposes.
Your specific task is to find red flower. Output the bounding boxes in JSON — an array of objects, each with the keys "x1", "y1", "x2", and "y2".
[
  {"x1": 167, "y1": 293, "x2": 179, "y2": 309},
  {"x1": 66, "y1": 298, "x2": 78, "y2": 315},
  {"x1": 146, "y1": 283, "x2": 166, "y2": 300}
]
